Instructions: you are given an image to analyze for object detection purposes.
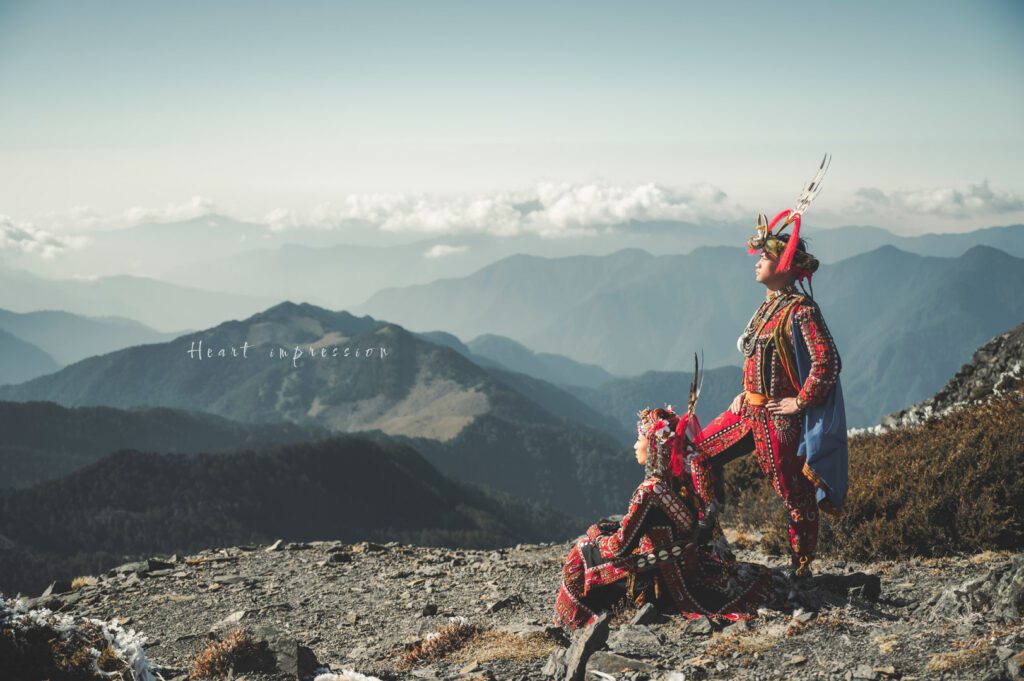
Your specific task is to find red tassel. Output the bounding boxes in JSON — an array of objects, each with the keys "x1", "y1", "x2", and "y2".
[
  {"x1": 670, "y1": 416, "x2": 688, "y2": 477},
  {"x1": 768, "y1": 209, "x2": 791, "y2": 234},
  {"x1": 776, "y1": 212, "x2": 801, "y2": 273}
]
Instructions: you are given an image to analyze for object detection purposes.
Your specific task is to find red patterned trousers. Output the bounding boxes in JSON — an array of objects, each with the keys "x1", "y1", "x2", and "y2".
[{"x1": 690, "y1": 403, "x2": 819, "y2": 571}]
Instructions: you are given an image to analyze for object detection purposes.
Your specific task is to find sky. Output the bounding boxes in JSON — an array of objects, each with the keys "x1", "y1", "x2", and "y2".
[{"x1": 1, "y1": 0, "x2": 1022, "y2": 241}]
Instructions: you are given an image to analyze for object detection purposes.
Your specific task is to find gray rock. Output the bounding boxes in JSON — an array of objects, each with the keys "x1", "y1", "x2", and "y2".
[
  {"x1": 993, "y1": 555, "x2": 1024, "y2": 621},
  {"x1": 486, "y1": 594, "x2": 524, "y2": 613},
  {"x1": 543, "y1": 647, "x2": 567, "y2": 678},
  {"x1": 723, "y1": 619, "x2": 749, "y2": 634},
  {"x1": 210, "y1": 609, "x2": 250, "y2": 635},
  {"x1": 606, "y1": 624, "x2": 664, "y2": 656},
  {"x1": 563, "y1": 612, "x2": 611, "y2": 681},
  {"x1": 629, "y1": 602, "x2": 666, "y2": 625},
  {"x1": 852, "y1": 664, "x2": 878, "y2": 680},
  {"x1": 247, "y1": 624, "x2": 322, "y2": 680},
  {"x1": 680, "y1": 616, "x2": 713, "y2": 636},
  {"x1": 587, "y1": 650, "x2": 657, "y2": 674}
]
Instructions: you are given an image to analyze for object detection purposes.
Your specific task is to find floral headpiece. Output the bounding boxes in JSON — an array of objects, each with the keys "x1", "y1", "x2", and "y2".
[
  {"x1": 747, "y1": 154, "x2": 830, "y2": 283},
  {"x1": 635, "y1": 354, "x2": 704, "y2": 479}
]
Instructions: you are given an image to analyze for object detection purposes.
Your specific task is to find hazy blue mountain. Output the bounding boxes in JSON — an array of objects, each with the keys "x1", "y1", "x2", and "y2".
[
  {"x1": 0, "y1": 308, "x2": 180, "y2": 365},
  {"x1": 811, "y1": 223, "x2": 1024, "y2": 262},
  {"x1": 0, "y1": 435, "x2": 579, "y2": 596},
  {"x1": 0, "y1": 329, "x2": 61, "y2": 386},
  {"x1": 0, "y1": 400, "x2": 329, "y2": 489},
  {"x1": 467, "y1": 334, "x2": 615, "y2": 388},
  {"x1": 0, "y1": 267, "x2": 274, "y2": 332},
  {"x1": 148, "y1": 222, "x2": 1024, "y2": 311},
  {"x1": 814, "y1": 245, "x2": 1024, "y2": 425},
  {"x1": 356, "y1": 245, "x2": 1024, "y2": 427},
  {"x1": 0, "y1": 302, "x2": 635, "y2": 516},
  {"x1": 563, "y1": 366, "x2": 744, "y2": 439},
  {"x1": 354, "y1": 247, "x2": 759, "y2": 371}
]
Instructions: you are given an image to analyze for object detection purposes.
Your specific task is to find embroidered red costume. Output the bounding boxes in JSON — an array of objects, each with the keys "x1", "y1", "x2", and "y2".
[
  {"x1": 553, "y1": 403, "x2": 774, "y2": 631},
  {"x1": 690, "y1": 289, "x2": 841, "y2": 573},
  {"x1": 691, "y1": 155, "x2": 844, "y2": 576}
]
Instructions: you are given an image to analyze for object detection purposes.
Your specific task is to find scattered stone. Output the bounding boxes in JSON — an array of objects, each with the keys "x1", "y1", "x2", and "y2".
[
  {"x1": 543, "y1": 647, "x2": 567, "y2": 678},
  {"x1": 587, "y1": 650, "x2": 657, "y2": 674},
  {"x1": 212, "y1": 574, "x2": 248, "y2": 585},
  {"x1": 606, "y1": 624, "x2": 664, "y2": 656},
  {"x1": 485, "y1": 594, "x2": 523, "y2": 613},
  {"x1": 681, "y1": 616, "x2": 714, "y2": 636},
  {"x1": 629, "y1": 602, "x2": 666, "y2": 625},
  {"x1": 352, "y1": 542, "x2": 387, "y2": 554},
  {"x1": 210, "y1": 609, "x2": 250, "y2": 635},
  {"x1": 792, "y1": 608, "x2": 816, "y2": 624},
  {"x1": 246, "y1": 624, "x2": 321, "y2": 680},
  {"x1": 853, "y1": 664, "x2": 878, "y2": 680},
  {"x1": 787, "y1": 654, "x2": 807, "y2": 666},
  {"x1": 723, "y1": 619, "x2": 749, "y2": 634},
  {"x1": 563, "y1": 612, "x2": 611, "y2": 681},
  {"x1": 327, "y1": 552, "x2": 352, "y2": 564},
  {"x1": 266, "y1": 539, "x2": 284, "y2": 552},
  {"x1": 421, "y1": 603, "x2": 438, "y2": 616}
]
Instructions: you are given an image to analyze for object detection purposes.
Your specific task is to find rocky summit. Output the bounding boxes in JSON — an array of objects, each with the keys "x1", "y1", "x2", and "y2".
[
  {"x1": 884, "y1": 321, "x2": 1024, "y2": 430},
  {"x1": 4, "y1": 538, "x2": 1022, "y2": 681}
]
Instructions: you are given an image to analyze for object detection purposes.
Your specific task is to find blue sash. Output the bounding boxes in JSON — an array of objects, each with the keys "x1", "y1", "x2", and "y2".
[{"x1": 791, "y1": 304, "x2": 849, "y2": 509}]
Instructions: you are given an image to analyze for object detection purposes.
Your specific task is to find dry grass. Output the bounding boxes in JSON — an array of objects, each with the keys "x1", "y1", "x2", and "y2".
[
  {"x1": 704, "y1": 624, "x2": 788, "y2": 658},
  {"x1": 451, "y1": 629, "x2": 557, "y2": 664},
  {"x1": 924, "y1": 645, "x2": 989, "y2": 673},
  {"x1": 723, "y1": 391, "x2": 1024, "y2": 560},
  {"x1": 722, "y1": 527, "x2": 762, "y2": 550},
  {"x1": 872, "y1": 633, "x2": 900, "y2": 655},
  {"x1": 70, "y1": 575, "x2": 97, "y2": 589},
  {"x1": 189, "y1": 628, "x2": 274, "y2": 679},
  {"x1": 969, "y1": 549, "x2": 1011, "y2": 565},
  {"x1": 396, "y1": 618, "x2": 482, "y2": 671},
  {"x1": 1, "y1": 613, "x2": 132, "y2": 681}
]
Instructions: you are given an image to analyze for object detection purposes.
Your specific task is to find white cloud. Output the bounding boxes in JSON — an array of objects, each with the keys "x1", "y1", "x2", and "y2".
[
  {"x1": 852, "y1": 180, "x2": 1024, "y2": 218},
  {"x1": 262, "y1": 181, "x2": 745, "y2": 238},
  {"x1": 30, "y1": 196, "x2": 219, "y2": 232},
  {"x1": 0, "y1": 215, "x2": 90, "y2": 259},
  {"x1": 423, "y1": 244, "x2": 469, "y2": 258}
]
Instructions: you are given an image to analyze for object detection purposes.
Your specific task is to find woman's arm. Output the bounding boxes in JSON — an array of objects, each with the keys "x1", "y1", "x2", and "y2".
[{"x1": 792, "y1": 303, "x2": 841, "y2": 407}]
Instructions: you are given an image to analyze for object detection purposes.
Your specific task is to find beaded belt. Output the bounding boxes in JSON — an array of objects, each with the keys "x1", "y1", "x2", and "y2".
[
  {"x1": 611, "y1": 538, "x2": 694, "y2": 574},
  {"x1": 744, "y1": 390, "x2": 769, "y2": 406}
]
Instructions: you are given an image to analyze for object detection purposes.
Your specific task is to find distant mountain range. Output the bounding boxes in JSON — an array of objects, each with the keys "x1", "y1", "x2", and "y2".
[
  {"x1": 0, "y1": 435, "x2": 579, "y2": 595},
  {"x1": 0, "y1": 308, "x2": 179, "y2": 365},
  {"x1": 0, "y1": 302, "x2": 636, "y2": 516},
  {"x1": 11, "y1": 214, "x2": 1022, "y2": 315},
  {"x1": 563, "y1": 366, "x2": 743, "y2": 438},
  {"x1": 355, "y1": 244, "x2": 1024, "y2": 426},
  {"x1": 0, "y1": 329, "x2": 60, "y2": 386},
  {"x1": 0, "y1": 400, "x2": 328, "y2": 489},
  {"x1": 0, "y1": 267, "x2": 272, "y2": 332}
]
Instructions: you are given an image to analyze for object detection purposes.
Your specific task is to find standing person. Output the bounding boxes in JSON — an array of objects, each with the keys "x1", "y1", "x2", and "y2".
[{"x1": 690, "y1": 155, "x2": 848, "y2": 579}]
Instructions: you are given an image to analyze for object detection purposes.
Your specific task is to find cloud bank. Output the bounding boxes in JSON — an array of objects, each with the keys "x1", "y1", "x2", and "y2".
[
  {"x1": 0, "y1": 215, "x2": 89, "y2": 259},
  {"x1": 29, "y1": 196, "x2": 219, "y2": 232},
  {"x1": 263, "y1": 181, "x2": 746, "y2": 237},
  {"x1": 852, "y1": 180, "x2": 1024, "y2": 219}
]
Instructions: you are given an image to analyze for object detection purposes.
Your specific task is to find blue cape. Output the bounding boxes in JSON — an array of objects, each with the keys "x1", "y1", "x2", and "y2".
[{"x1": 791, "y1": 303, "x2": 849, "y2": 509}]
